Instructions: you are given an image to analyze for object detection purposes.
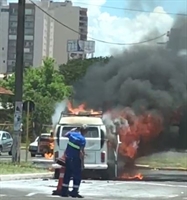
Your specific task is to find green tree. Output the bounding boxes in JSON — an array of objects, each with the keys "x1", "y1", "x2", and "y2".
[
  {"x1": 59, "y1": 57, "x2": 111, "y2": 85},
  {"x1": 0, "y1": 58, "x2": 73, "y2": 137}
]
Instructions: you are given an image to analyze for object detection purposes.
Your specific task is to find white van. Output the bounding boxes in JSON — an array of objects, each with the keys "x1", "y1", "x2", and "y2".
[{"x1": 52, "y1": 112, "x2": 121, "y2": 179}]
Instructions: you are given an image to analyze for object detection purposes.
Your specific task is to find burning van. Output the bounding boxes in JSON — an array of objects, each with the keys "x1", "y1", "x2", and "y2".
[{"x1": 52, "y1": 110, "x2": 122, "y2": 179}]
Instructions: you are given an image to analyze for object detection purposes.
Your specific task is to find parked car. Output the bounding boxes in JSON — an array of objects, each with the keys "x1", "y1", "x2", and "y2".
[
  {"x1": 0, "y1": 130, "x2": 13, "y2": 155},
  {"x1": 29, "y1": 133, "x2": 52, "y2": 157},
  {"x1": 29, "y1": 136, "x2": 39, "y2": 157}
]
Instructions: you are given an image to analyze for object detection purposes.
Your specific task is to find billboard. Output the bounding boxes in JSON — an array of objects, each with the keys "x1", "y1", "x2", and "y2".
[{"x1": 67, "y1": 40, "x2": 95, "y2": 54}]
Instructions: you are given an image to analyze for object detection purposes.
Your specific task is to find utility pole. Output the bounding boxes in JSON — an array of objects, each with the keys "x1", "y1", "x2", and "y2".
[{"x1": 12, "y1": 0, "x2": 25, "y2": 163}]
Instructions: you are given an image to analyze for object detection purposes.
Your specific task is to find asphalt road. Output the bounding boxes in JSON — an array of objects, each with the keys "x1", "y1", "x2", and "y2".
[
  {"x1": 0, "y1": 179, "x2": 187, "y2": 199},
  {"x1": 0, "y1": 149, "x2": 49, "y2": 162}
]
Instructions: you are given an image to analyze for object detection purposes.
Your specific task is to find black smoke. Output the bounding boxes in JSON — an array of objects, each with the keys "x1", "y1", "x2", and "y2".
[{"x1": 74, "y1": 18, "x2": 186, "y2": 116}]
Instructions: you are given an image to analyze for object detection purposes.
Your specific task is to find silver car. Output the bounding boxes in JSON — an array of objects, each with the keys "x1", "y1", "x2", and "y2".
[{"x1": 0, "y1": 131, "x2": 13, "y2": 155}]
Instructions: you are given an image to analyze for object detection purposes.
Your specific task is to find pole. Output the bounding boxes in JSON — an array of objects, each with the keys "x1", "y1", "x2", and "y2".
[
  {"x1": 25, "y1": 101, "x2": 30, "y2": 162},
  {"x1": 12, "y1": 0, "x2": 25, "y2": 163}
]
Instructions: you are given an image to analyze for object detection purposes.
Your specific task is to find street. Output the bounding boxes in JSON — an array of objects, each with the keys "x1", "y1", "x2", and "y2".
[
  {"x1": 0, "y1": 179, "x2": 187, "y2": 200},
  {"x1": 0, "y1": 149, "x2": 50, "y2": 163}
]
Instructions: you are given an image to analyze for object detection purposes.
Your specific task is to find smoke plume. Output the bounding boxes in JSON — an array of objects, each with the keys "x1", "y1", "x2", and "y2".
[
  {"x1": 74, "y1": 18, "x2": 187, "y2": 123},
  {"x1": 52, "y1": 99, "x2": 68, "y2": 127}
]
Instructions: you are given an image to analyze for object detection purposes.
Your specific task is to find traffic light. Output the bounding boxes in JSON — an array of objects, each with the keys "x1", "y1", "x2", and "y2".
[{"x1": 23, "y1": 100, "x2": 35, "y2": 113}]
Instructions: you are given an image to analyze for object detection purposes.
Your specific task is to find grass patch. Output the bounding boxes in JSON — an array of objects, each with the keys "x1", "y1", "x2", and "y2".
[
  {"x1": 0, "y1": 162, "x2": 49, "y2": 175},
  {"x1": 136, "y1": 151, "x2": 187, "y2": 169}
]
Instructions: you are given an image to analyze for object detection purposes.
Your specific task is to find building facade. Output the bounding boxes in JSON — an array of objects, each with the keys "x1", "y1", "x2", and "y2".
[
  {"x1": 2, "y1": 0, "x2": 88, "y2": 73},
  {"x1": 167, "y1": 22, "x2": 187, "y2": 52},
  {"x1": 7, "y1": 3, "x2": 36, "y2": 72},
  {"x1": 0, "y1": 1, "x2": 9, "y2": 74}
]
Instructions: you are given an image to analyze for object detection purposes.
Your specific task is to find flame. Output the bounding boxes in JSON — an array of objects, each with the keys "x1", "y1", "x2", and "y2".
[
  {"x1": 67, "y1": 101, "x2": 101, "y2": 115},
  {"x1": 109, "y1": 108, "x2": 163, "y2": 159},
  {"x1": 45, "y1": 153, "x2": 53, "y2": 159},
  {"x1": 120, "y1": 173, "x2": 143, "y2": 180},
  {"x1": 44, "y1": 134, "x2": 54, "y2": 159}
]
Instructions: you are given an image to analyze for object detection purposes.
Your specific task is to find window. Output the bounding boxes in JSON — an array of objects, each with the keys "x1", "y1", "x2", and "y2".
[
  {"x1": 10, "y1": 22, "x2": 17, "y2": 27},
  {"x1": 25, "y1": 8, "x2": 34, "y2": 15},
  {"x1": 10, "y1": 16, "x2": 17, "y2": 21},
  {"x1": 7, "y1": 60, "x2": 15, "y2": 66},
  {"x1": 25, "y1": 22, "x2": 34, "y2": 28},
  {"x1": 24, "y1": 35, "x2": 34, "y2": 40},
  {"x1": 9, "y1": 47, "x2": 16, "y2": 53},
  {"x1": 25, "y1": 29, "x2": 34, "y2": 35},
  {"x1": 24, "y1": 53, "x2": 33, "y2": 60},
  {"x1": 25, "y1": 15, "x2": 34, "y2": 21},
  {"x1": 61, "y1": 127, "x2": 99, "y2": 138},
  {"x1": 6, "y1": 133, "x2": 11, "y2": 139},
  {"x1": 80, "y1": 10, "x2": 87, "y2": 16},
  {"x1": 2, "y1": 133, "x2": 7, "y2": 139},
  {"x1": 25, "y1": 41, "x2": 32, "y2": 47},
  {"x1": 11, "y1": 8, "x2": 18, "y2": 14},
  {"x1": 9, "y1": 40, "x2": 16, "y2": 47},
  {"x1": 9, "y1": 35, "x2": 17, "y2": 40},
  {"x1": 79, "y1": 16, "x2": 87, "y2": 22},
  {"x1": 8, "y1": 53, "x2": 16, "y2": 59},
  {"x1": 9, "y1": 28, "x2": 17, "y2": 34}
]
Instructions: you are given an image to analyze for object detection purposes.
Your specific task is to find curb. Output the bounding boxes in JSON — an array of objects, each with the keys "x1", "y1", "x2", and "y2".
[
  {"x1": 0, "y1": 172, "x2": 54, "y2": 181},
  {"x1": 135, "y1": 164, "x2": 187, "y2": 171}
]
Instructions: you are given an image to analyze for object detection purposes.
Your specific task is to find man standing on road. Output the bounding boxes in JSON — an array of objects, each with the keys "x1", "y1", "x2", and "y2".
[{"x1": 61, "y1": 124, "x2": 87, "y2": 198}]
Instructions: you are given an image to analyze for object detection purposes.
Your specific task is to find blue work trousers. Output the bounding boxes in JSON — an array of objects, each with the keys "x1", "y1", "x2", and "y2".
[{"x1": 61, "y1": 157, "x2": 82, "y2": 195}]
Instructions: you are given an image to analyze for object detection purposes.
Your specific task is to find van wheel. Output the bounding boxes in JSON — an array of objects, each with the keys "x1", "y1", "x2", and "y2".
[
  {"x1": 0, "y1": 146, "x2": 2, "y2": 155},
  {"x1": 54, "y1": 169, "x2": 60, "y2": 179}
]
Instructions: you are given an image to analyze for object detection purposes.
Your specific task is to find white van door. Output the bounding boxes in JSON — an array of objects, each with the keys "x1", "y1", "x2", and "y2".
[{"x1": 59, "y1": 126, "x2": 101, "y2": 164}]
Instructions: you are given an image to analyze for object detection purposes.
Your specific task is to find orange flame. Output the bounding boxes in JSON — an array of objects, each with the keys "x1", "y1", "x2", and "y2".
[
  {"x1": 120, "y1": 173, "x2": 143, "y2": 180},
  {"x1": 67, "y1": 102, "x2": 101, "y2": 115},
  {"x1": 109, "y1": 108, "x2": 163, "y2": 159},
  {"x1": 45, "y1": 153, "x2": 53, "y2": 159},
  {"x1": 44, "y1": 134, "x2": 54, "y2": 159}
]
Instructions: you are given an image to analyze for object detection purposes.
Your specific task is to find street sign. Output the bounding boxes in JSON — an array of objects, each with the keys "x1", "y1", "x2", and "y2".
[{"x1": 23, "y1": 100, "x2": 35, "y2": 113}]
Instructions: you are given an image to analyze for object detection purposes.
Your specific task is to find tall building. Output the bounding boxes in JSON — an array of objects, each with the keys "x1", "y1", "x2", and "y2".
[
  {"x1": 5, "y1": 0, "x2": 88, "y2": 73},
  {"x1": 7, "y1": 3, "x2": 36, "y2": 72},
  {"x1": 167, "y1": 22, "x2": 187, "y2": 52},
  {"x1": 0, "y1": 1, "x2": 9, "y2": 74}
]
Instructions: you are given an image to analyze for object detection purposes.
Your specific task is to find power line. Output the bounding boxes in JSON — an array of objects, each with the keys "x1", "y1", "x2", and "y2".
[
  {"x1": 30, "y1": 0, "x2": 167, "y2": 45},
  {"x1": 74, "y1": 1, "x2": 187, "y2": 17}
]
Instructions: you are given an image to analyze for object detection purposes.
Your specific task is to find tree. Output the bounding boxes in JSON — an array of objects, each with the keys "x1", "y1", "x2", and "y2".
[
  {"x1": 59, "y1": 57, "x2": 111, "y2": 85},
  {"x1": 0, "y1": 58, "x2": 73, "y2": 138}
]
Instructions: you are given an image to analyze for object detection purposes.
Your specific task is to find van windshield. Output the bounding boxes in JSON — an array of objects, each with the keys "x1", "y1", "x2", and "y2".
[{"x1": 62, "y1": 127, "x2": 99, "y2": 138}]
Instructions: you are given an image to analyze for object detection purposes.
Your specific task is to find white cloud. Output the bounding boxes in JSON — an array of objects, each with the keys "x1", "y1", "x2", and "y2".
[{"x1": 73, "y1": 1, "x2": 174, "y2": 57}]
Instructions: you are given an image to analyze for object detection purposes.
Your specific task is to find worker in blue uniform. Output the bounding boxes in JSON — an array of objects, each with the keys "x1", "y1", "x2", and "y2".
[{"x1": 61, "y1": 124, "x2": 87, "y2": 198}]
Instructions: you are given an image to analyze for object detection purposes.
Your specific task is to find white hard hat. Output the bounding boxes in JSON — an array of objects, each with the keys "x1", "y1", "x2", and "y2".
[{"x1": 81, "y1": 124, "x2": 88, "y2": 130}]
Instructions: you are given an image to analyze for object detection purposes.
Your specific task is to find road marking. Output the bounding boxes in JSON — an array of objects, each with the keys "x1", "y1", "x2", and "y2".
[
  {"x1": 25, "y1": 192, "x2": 37, "y2": 196},
  {"x1": 0, "y1": 194, "x2": 7, "y2": 197},
  {"x1": 164, "y1": 195, "x2": 179, "y2": 198},
  {"x1": 46, "y1": 195, "x2": 61, "y2": 198}
]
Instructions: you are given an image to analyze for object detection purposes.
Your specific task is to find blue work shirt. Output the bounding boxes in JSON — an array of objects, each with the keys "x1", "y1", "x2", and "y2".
[{"x1": 65, "y1": 131, "x2": 86, "y2": 159}]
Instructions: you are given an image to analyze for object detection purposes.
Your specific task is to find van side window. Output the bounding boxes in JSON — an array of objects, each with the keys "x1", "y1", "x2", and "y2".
[{"x1": 100, "y1": 130, "x2": 105, "y2": 148}]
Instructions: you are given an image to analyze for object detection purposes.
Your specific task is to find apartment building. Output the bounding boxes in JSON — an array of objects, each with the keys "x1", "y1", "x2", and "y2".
[
  {"x1": 7, "y1": 3, "x2": 35, "y2": 72},
  {"x1": 167, "y1": 22, "x2": 187, "y2": 52},
  {"x1": 34, "y1": 0, "x2": 88, "y2": 68},
  {"x1": 4, "y1": 0, "x2": 88, "y2": 73},
  {"x1": 0, "y1": 2, "x2": 9, "y2": 74}
]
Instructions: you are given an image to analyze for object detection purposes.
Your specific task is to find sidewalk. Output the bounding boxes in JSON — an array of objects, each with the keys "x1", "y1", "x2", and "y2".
[{"x1": 0, "y1": 172, "x2": 53, "y2": 181}]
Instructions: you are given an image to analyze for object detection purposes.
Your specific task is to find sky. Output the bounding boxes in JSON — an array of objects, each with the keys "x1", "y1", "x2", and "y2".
[
  {"x1": 7, "y1": 0, "x2": 187, "y2": 57},
  {"x1": 72, "y1": 0, "x2": 187, "y2": 57}
]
